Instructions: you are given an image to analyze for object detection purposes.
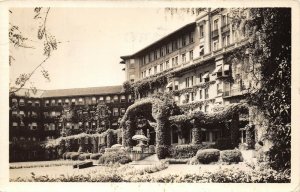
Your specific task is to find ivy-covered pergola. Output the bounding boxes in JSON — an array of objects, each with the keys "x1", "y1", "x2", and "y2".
[{"x1": 119, "y1": 97, "x2": 171, "y2": 159}]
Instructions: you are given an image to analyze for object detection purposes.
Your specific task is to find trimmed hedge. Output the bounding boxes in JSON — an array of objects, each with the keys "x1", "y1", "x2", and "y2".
[
  {"x1": 220, "y1": 150, "x2": 243, "y2": 163},
  {"x1": 70, "y1": 152, "x2": 80, "y2": 160},
  {"x1": 98, "y1": 151, "x2": 131, "y2": 164},
  {"x1": 196, "y1": 149, "x2": 220, "y2": 164},
  {"x1": 90, "y1": 153, "x2": 102, "y2": 160},
  {"x1": 78, "y1": 153, "x2": 91, "y2": 161},
  {"x1": 65, "y1": 152, "x2": 77, "y2": 160},
  {"x1": 169, "y1": 144, "x2": 210, "y2": 159}
]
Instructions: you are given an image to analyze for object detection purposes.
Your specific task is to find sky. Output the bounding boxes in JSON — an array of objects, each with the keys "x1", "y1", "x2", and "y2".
[{"x1": 9, "y1": 7, "x2": 195, "y2": 90}]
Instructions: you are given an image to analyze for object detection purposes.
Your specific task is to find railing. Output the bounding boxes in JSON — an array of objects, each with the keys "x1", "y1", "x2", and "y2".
[
  {"x1": 221, "y1": 24, "x2": 230, "y2": 33},
  {"x1": 211, "y1": 29, "x2": 219, "y2": 38}
]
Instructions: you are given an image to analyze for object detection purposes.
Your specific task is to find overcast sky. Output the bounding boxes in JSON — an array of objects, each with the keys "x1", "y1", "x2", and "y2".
[{"x1": 9, "y1": 8, "x2": 195, "y2": 90}]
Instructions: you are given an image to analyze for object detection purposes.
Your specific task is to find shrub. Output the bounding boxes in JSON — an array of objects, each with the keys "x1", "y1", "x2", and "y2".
[
  {"x1": 165, "y1": 158, "x2": 190, "y2": 164},
  {"x1": 62, "y1": 152, "x2": 67, "y2": 160},
  {"x1": 78, "y1": 153, "x2": 91, "y2": 161},
  {"x1": 98, "y1": 151, "x2": 131, "y2": 164},
  {"x1": 156, "y1": 145, "x2": 170, "y2": 159},
  {"x1": 90, "y1": 153, "x2": 102, "y2": 160},
  {"x1": 220, "y1": 150, "x2": 243, "y2": 163},
  {"x1": 70, "y1": 152, "x2": 80, "y2": 160},
  {"x1": 196, "y1": 149, "x2": 220, "y2": 164},
  {"x1": 105, "y1": 148, "x2": 124, "y2": 153},
  {"x1": 65, "y1": 152, "x2": 74, "y2": 159},
  {"x1": 169, "y1": 144, "x2": 207, "y2": 159},
  {"x1": 215, "y1": 138, "x2": 233, "y2": 150}
]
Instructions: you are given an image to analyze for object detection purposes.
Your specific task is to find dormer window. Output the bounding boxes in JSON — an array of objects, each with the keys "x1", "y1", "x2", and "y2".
[{"x1": 19, "y1": 99, "x2": 25, "y2": 106}]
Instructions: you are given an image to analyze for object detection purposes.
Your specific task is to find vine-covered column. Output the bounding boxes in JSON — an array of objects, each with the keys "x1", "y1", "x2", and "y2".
[
  {"x1": 246, "y1": 124, "x2": 255, "y2": 149},
  {"x1": 192, "y1": 127, "x2": 201, "y2": 145},
  {"x1": 156, "y1": 117, "x2": 170, "y2": 159},
  {"x1": 124, "y1": 119, "x2": 135, "y2": 147},
  {"x1": 230, "y1": 113, "x2": 240, "y2": 147}
]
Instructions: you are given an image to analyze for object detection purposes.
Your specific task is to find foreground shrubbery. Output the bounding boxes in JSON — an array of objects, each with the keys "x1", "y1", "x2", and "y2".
[
  {"x1": 220, "y1": 150, "x2": 243, "y2": 163},
  {"x1": 196, "y1": 149, "x2": 220, "y2": 164},
  {"x1": 98, "y1": 150, "x2": 131, "y2": 165},
  {"x1": 11, "y1": 164, "x2": 290, "y2": 183},
  {"x1": 169, "y1": 144, "x2": 210, "y2": 159}
]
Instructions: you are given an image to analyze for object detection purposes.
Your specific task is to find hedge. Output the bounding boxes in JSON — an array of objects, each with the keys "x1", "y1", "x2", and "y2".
[
  {"x1": 70, "y1": 152, "x2": 81, "y2": 160},
  {"x1": 90, "y1": 153, "x2": 102, "y2": 160},
  {"x1": 156, "y1": 145, "x2": 170, "y2": 159},
  {"x1": 196, "y1": 149, "x2": 220, "y2": 164},
  {"x1": 78, "y1": 153, "x2": 91, "y2": 161},
  {"x1": 169, "y1": 144, "x2": 210, "y2": 159},
  {"x1": 220, "y1": 150, "x2": 243, "y2": 163},
  {"x1": 98, "y1": 151, "x2": 131, "y2": 164}
]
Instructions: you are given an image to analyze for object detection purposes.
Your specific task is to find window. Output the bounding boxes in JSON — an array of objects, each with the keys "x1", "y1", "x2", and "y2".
[
  {"x1": 12, "y1": 98, "x2": 18, "y2": 105},
  {"x1": 51, "y1": 99, "x2": 56, "y2": 106},
  {"x1": 71, "y1": 98, "x2": 76, "y2": 105},
  {"x1": 154, "y1": 66, "x2": 157, "y2": 74},
  {"x1": 199, "y1": 25, "x2": 204, "y2": 38},
  {"x1": 148, "y1": 68, "x2": 152, "y2": 76},
  {"x1": 35, "y1": 101, "x2": 40, "y2": 107},
  {"x1": 166, "y1": 44, "x2": 170, "y2": 54},
  {"x1": 78, "y1": 98, "x2": 84, "y2": 105},
  {"x1": 217, "y1": 83, "x2": 222, "y2": 94},
  {"x1": 43, "y1": 112, "x2": 49, "y2": 117},
  {"x1": 222, "y1": 14, "x2": 228, "y2": 26},
  {"x1": 64, "y1": 99, "x2": 70, "y2": 105},
  {"x1": 113, "y1": 95, "x2": 118, "y2": 102},
  {"x1": 189, "y1": 32, "x2": 194, "y2": 43},
  {"x1": 191, "y1": 76, "x2": 194, "y2": 86},
  {"x1": 45, "y1": 100, "x2": 49, "y2": 107},
  {"x1": 57, "y1": 99, "x2": 62, "y2": 106},
  {"x1": 50, "y1": 123, "x2": 55, "y2": 131},
  {"x1": 189, "y1": 50, "x2": 193, "y2": 61},
  {"x1": 27, "y1": 100, "x2": 32, "y2": 106},
  {"x1": 203, "y1": 72, "x2": 210, "y2": 82},
  {"x1": 222, "y1": 34, "x2": 230, "y2": 47},
  {"x1": 199, "y1": 73, "x2": 203, "y2": 83},
  {"x1": 121, "y1": 108, "x2": 126, "y2": 115},
  {"x1": 128, "y1": 94, "x2": 132, "y2": 102},
  {"x1": 205, "y1": 105, "x2": 209, "y2": 112},
  {"x1": 150, "y1": 52, "x2": 154, "y2": 62},
  {"x1": 19, "y1": 99, "x2": 25, "y2": 106},
  {"x1": 191, "y1": 92, "x2": 195, "y2": 101},
  {"x1": 172, "y1": 58, "x2": 175, "y2": 67},
  {"x1": 12, "y1": 111, "x2": 18, "y2": 117},
  {"x1": 166, "y1": 60, "x2": 169, "y2": 69},
  {"x1": 154, "y1": 50, "x2": 158, "y2": 60},
  {"x1": 98, "y1": 97, "x2": 104, "y2": 103},
  {"x1": 185, "y1": 77, "x2": 190, "y2": 88},
  {"x1": 205, "y1": 88, "x2": 209, "y2": 99},
  {"x1": 199, "y1": 89, "x2": 203, "y2": 99},
  {"x1": 51, "y1": 111, "x2": 56, "y2": 117},
  {"x1": 31, "y1": 122, "x2": 37, "y2": 130},
  {"x1": 213, "y1": 40, "x2": 219, "y2": 51},
  {"x1": 32, "y1": 111, "x2": 37, "y2": 117},
  {"x1": 182, "y1": 36, "x2": 186, "y2": 46},
  {"x1": 182, "y1": 53, "x2": 186, "y2": 63},
  {"x1": 199, "y1": 45, "x2": 204, "y2": 56},
  {"x1": 120, "y1": 95, "x2": 126, "y2": 103},
  {"x1": 175, "y1": 56, "x2": 178, "y2": 66},
  {"x1": 174, "y1": 81, "x2": 179, "y2": 90},
  {"x1": 160, "y1": 47, "x2": 164, "y2": 57},
  {"x1": 12, "y1": 122, "x2": 18, "y2": 127},
  {"x1": 92, "y1": 97, "x2": 97, "y2": 104},
  {"x1": 172, "y1": 40, "x2": 178, "y2": 51},
  {"x1": 113, "y1": 108, "x2": 119, "y2": 116},
  {"x1": 213, "y1": 19, "x2": 219, "y2": 30},
  {"x1": 106, "y1": 96, "x2": 111, "y2": 103},
  {"x1": 160, "y1": 63, "x2": 163, "y2": 72},
  {"x1": 130, "y1": 74, "x2": 135, "y2": 82}
]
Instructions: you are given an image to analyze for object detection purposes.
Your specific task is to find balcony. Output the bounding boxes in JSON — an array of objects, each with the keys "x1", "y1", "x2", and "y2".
[
  {"x1": 211, "y1": 29, "x2": 219, "y2": 38},
  {"x1": 223, "y1": 88, "x2": 249, "y2": 98},
  {"x1": 221, "y1": 24, "x2": 230, "y2": 33}
]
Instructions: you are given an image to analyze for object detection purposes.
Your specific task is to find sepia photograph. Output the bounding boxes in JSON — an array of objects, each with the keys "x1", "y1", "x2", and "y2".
[{"x1": 0, "y1": 1, "x2": 299, "y2": 191}]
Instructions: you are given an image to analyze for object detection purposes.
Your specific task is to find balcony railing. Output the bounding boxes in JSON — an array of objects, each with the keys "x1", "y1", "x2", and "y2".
[
  {"x1": 211, "y1": 29, "x2": 219, "y2": 38},
  {"x1": 223, "y1": 88, "x2": 249, "y2": 97},
  {"x1": 221, "y1": 24, "x2": 230, "y2": 33}
]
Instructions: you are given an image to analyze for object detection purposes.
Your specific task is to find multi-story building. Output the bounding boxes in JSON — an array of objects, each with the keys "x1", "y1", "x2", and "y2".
[
  {"x1": 9, "y1": 85, "x2": 133, "y2": 162},
  {"x1": 120, "y1": 8, "x2": 260, "y2": 146}
]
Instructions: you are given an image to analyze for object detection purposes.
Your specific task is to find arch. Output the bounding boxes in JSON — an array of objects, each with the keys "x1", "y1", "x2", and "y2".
[{"x1": 120, "y1": 98, "x2": 170, "y2": 159}]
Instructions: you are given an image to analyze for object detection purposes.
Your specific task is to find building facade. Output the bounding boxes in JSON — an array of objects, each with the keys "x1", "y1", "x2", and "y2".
[
  {"x1": 9, "y1": 86, "x2": 133, "y2": 162},
  {"x1": 120, "y1": 8, "x2": 260, "y2": 146}
]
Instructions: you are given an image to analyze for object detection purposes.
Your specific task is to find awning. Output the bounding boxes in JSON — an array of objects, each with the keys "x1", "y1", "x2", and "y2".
[
  {"x1": 79, "y1": 98, "x2": 83, "y2": 102},
  {"x1": 213, "y1": 65, "x2": 222, "y2": 74},
  {"x1": 166, "y1": 82, "x2": 173, "y2": 88},
  {"x1": 45, "y1": 100, "x2": 49, "y2": 103},
  {"x1": 202, "y1": 73, "x2": 209, "y2": 80},
  {"x1": 71, "y1": 99, "x2": 76, "y2": 102},
  {"x1": 58, "y1": 99, "x2": 62, "y2": 103},
  {"x1": 99, "y1": 97, "x2": 104, "y2": 101},
  {"x1": 224, "y1": 64, "x2": 230, "y2": 71}
]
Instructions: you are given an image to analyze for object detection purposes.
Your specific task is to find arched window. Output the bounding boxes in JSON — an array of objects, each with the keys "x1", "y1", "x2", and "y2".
[
  {"x1": 106, "y1": 96, "x2": 111, "y2": 103},
  {"x1": 92, "y1": 97, "x2": 97, "y2": 104},
  {"x1": 65, "y1": 99, "x2": 70, "y2": 105}
]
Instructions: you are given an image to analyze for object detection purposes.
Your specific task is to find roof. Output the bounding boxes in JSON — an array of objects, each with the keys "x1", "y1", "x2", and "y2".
[
  {"x1": 10, "y1": 88, "x2": 45, "y2": 98},
  {"x1": 41, "y1": 85, "x2": 124, "y2": 98},
  {"x1": 120, "y1": 22, "x2": 196, "y2": 60}
]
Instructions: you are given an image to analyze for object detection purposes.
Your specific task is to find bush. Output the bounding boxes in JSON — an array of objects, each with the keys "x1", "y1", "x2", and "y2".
[
  {"x1": 169, "y1": 144, "x2": 208, "y2": 159},
  {"x1": 62, "y1": 152, "x2": 67, "y2": 160},
  {"x1": 156, "y1": 145, "x2": 170, "y2": 159},
  {"x1": 220, "y1": 150, "x2": 243, "y2": 163},
  {"x1": 105, "y1": 148, "x2": 124, "y2": 153},
  {"x1": 196, "y1": 149, "x2": 220, "y2": 164},
  {"x1": 90, "y1": 153, "x2": 102, "y2": 160},
  {"x1": 98, "y1": 151, "x2": 131, "y2": 164},
  {"x1": 70, "y1": 152, "x2": 80, "y2": 160},
  {"x1": 215, "y1": 138, "x2": 233, "y2": 150},
  {"x1": 165, "y1": 158, "x2": 190, "y2": 164},
  {"x1": 78, "y1": 153, "x2": 91, "y2": 161},
  {"x1": 65, "y1": 152, "x2": 75, "y2": 159}
]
